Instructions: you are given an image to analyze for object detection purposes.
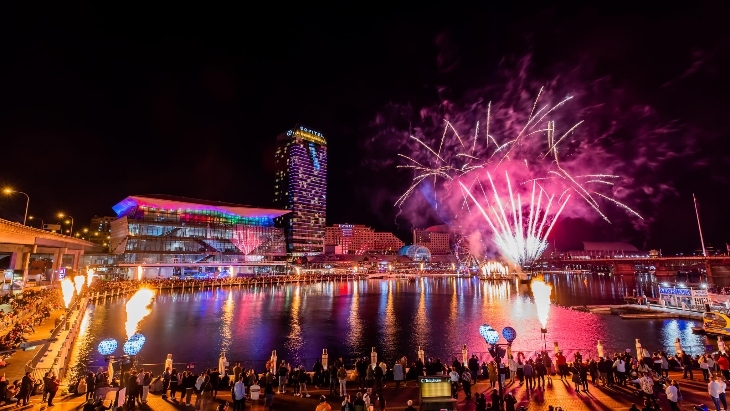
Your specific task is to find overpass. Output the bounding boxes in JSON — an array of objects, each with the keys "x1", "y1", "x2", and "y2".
[
  {"x1": 535, "y1": 255, "x2": 730, "y2": 281},
  {"x1": 0, "y1": 218, "x2": 101, "y2": 283}
]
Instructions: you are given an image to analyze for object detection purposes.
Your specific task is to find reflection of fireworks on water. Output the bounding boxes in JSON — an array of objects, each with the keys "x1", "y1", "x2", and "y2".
[
  {"x1": 61, "y1": 278, "x2": 75, "y2": 308},
  {"x1": 125, "y1": 288, "x2": 155, "y2": 339},
  {"x1": 396, "y1": 90, "x2": 642, "y2": 265},
  {"x1": 531, "y1": 279, "x2": 553, "y2": 328}
]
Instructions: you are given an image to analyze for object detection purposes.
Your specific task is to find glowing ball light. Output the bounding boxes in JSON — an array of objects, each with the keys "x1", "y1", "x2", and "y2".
[
  {"x1": 123, "y1": 333, "x2": 146, "y2": 356},
  {"x1": 97, "y1": 338, "x2": 118, "y2": 356},
  {"x1": 479, "y1": 324, "x2": 500, "y2": 345},
  {"x1": 502, "y1": 327, "x2": 517, "y2": 344},
  {"x1": 129, "y1": 333, "x2": 146, "y2": 346}
]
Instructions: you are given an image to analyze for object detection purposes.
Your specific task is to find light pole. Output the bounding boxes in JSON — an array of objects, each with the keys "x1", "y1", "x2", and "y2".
[
  {"x1": 58, "y1": 213, "x2": 74, "y2": 236},
  {"x1": 2, "y1": 188, "x2": 30, "y2": 225},
  {"x1": 28, "y1": 216, "x2": 44, "y2": 230}
]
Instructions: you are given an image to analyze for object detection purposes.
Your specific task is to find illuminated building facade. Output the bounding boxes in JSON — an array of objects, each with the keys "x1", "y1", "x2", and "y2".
[
  {"x1": 274, "y1": 125, "x2": 327, "y2": 258},
  {"x1": 373, "y1": 232, "x2": 404, "y2": 253},
  {"x1": 109, "y1": 195, "x2": 288, "y2": 265},
  {"x1": 325, "y1": 224, "x2": 404, "y2": 255},
  {"x1": 413, "y1": 225, "x2": 452, "y2": 255}
]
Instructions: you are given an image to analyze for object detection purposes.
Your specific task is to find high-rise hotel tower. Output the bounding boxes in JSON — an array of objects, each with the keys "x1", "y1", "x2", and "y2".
[{"x1": 274, "y1": 125, "x2": 327, "y2": 258}]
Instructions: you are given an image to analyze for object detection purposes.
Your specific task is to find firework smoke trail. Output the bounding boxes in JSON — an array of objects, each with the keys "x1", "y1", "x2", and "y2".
[
  {"x1": 531, "y1": 279, "x2": 553, "y2": 329},
  {"x1": 397, "y1": 90, "x2": 643, "y2": 266}
]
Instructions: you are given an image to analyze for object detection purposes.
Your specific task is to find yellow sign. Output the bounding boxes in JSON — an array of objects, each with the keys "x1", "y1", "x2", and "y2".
[
  {"x1": 290, "y1": 126, "x2": 326, "y2": 146},
  {"x1": 420, "y1": 379, "x2": 451, "y2": 398}
]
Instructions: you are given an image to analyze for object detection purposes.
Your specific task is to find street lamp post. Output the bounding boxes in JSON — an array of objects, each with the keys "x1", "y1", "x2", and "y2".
[
  {"x1": 2, "y1": 189, "x2": 30, "y2": 225},
  {"x1": 58, "y1": 213, "x2": 74, "y2": 236},
  {"x1": 28, "y1": 216, "x2": 44, "y2": 230}
]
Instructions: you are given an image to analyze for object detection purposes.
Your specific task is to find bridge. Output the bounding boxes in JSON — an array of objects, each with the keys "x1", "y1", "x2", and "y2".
[
  {"x1": 535, "y1": 255, "x2": 730, "y2": 280},
  {"x1": 0, "y1": 217, "x2": 101, "y2": 284}
]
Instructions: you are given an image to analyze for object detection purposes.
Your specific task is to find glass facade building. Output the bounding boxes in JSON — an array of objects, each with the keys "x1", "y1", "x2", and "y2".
[
  {"x1": 110, "y1": 195, "x2": 288, "y2": 264},
  {"x1": 274, "y1": 125, "x2": 327, "y2": 258}
]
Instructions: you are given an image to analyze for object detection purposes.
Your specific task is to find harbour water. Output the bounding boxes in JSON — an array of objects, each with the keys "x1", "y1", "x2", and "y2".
[{"x1": 69, "y1": 274, "x2": 705, "y2": 374}]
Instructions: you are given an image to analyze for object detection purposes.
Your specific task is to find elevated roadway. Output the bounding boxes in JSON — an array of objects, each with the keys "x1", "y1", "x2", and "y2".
[{"x1": 0, "y1": 217, "x2": 101, "y2": 283}]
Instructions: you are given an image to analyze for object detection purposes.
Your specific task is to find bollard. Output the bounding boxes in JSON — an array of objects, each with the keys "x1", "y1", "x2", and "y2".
[
  {"x1": 597, "y1": 340, "x2": 604, "y2": 358},
  {"x1": 636, "y1": 339, "x2": 642, "y2": 359},
  {"x1": 553, "y1": 341, "x2": 560, "y2": 356},
  {"x1": 418, "y1": 346, "x2": 425, "y2": 364},
  {"x1": 719, "y1": 337, "x2": 726, "y2": 354},
  {"x1": 461, "y1": 344, "x2": 468, "y2": 366},
  {"x1": 371, "y1": 347, "x2": 377, "y2": 366},
  {"x1": 271, "y1": 350, "x2": 277, "y2": 374},
  {"x1": 322, "y1": 349, "x2": 329, "y2": 369}
]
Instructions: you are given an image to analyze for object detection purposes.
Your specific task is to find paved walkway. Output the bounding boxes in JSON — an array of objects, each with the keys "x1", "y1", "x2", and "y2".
[
  {"x1": 0, "y1": 367, "x2": 717, "y2": 410},
  {"x1": 0, "y1": 309, "x2": 65, "y2": 383}
]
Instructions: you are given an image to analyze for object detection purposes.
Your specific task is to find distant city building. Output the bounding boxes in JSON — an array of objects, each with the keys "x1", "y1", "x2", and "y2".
[
  {"x1": 88, "y1": 215, "x2": 115, "y2": 247},
  {"x1": 413, "y1": 225, "x2": 451, "y2": 255},
  {"x1": 109, "y1": 195, "x2": 288, "y2": 270},
  {"x1": 274, "y1": 124, "x2": 327, "y2": 258},
  {"x1": 373, "y1": 232, "x2": 404, "y2": 253},
  {"x1": 325, "y1": 224, "x2": 404, "y2": 255}
]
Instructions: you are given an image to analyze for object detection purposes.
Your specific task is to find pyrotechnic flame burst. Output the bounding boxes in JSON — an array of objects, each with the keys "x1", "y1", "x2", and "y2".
[
  {"x1": 86, "y1": 269, "x2": 94, "y2": 287},
  {"x1": 61, "y1": 278, "x2": 75, "y2": 308},
  {"x1": 73, "y1": 275, "x2": 85, "y2": 295},
  {"x1": 125, "y1": 288, "x2": 155, "y2": 339},
  {"x1": 396, "y1": 90, "x2": 642, "y2": 265},
  {"x1": 531, "y1": 279, "x2": 552, "y2": 328}
]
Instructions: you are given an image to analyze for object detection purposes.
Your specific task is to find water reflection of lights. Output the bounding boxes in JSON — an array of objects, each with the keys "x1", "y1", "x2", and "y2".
[
  {"x1": 413, "y1": 282, "x2": 429, "y2": 351},
  {"x1": 379, "y1": 281, "x2": 398, "y2": 357},
  {"x1": 285, "y1": 287, "x2": 303, "y2": 358},
  {"x1": 346, "y1": 283, "x2": 363, "y2": 351},
  {"x1": 220, "y1": 290, "x2": 234, "y2": 353}
]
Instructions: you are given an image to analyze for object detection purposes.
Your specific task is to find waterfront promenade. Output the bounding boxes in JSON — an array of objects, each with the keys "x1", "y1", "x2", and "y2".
[{"x1": 0, "y1": 367, "x2": 719, "y2": 410}]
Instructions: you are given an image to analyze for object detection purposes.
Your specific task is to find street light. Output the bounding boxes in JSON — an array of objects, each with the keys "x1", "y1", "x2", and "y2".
[
  {"x1": 58, "y1": 213, "x2": 74, "y2": 235},
  {"x1": 28, "y1": 216, "x2": 44, "y2": 230},
  {"x1": 2, "y1": 188, "x2": 29, "y2": 225}
]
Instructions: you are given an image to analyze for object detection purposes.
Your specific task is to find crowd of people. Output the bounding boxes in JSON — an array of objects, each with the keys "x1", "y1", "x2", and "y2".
[{"x1": 0, "y1": 288, "x2": 59, "y2": 351}]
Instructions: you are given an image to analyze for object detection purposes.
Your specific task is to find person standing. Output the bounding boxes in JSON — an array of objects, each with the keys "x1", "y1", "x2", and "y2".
[
  {"x1": 337, "y1": 364, "x2": 348, "y2": 398},
  {"x1": 233, "y1": 363, "x2": 243, "y2": 385},
  {"x1": 277, "y1": 361, "x2": 288, "y2": 394},
  {"x1": 461, "y1": 367, "x2": 472, "y2": 400},
  {"x1": 46, "y1": 375, "x2": 59, "y2": 407},
  {"x1": 449, "y1": 367, "x2": 459, "y2": 399},
  {"x1": 393, "y1": 360, "x2": 404, "y2": 390},
  {"x1": 719, "y1": 375, "x2": 728, "y2": 411},
  {"x1": 665, "y1": 379, "x2": 679, "y2": 411},
  {"x1": 142, "y1": 372, "x2": 151, "y2": 404},
  {"x1": 199, "y1": 375, "x2": 213, "y2": 411},
  {"x1": 233, "y1": 377, "x2": 246, "y2": 411},
  {"x1": 523, "y1": 360, "x2": 534, "y2": 391},
  {"x1": 709, "y1": 375, "x2": 723, "y2": 411},
  {"x1": 682, "y1": 351, "x2": 694, "y2": 380}
]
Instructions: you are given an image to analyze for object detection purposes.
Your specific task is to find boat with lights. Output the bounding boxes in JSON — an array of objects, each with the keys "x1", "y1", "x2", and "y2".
[{"x1": 694, "y1": 309, "x2": 730, "y2": 337}]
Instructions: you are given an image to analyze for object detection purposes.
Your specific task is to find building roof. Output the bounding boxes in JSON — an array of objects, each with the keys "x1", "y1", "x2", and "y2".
[
  {"x1": 582, "y1": 242, "x2": 639, "y2": 252},
  {"x1": 112, "y1": 195, "x2": 289, "y2": 219}
]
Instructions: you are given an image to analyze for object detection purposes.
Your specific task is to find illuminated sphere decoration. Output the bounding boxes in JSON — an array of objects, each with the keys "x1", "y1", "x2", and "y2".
[
  {"x1": 97, "y1": 338, "x2": 118, "y2": 356},
  {"x1": 123, "y1": 339, "x2": 144, "y2": 356},
  {"x1": 485, "y1": 328, "x2": 500, "y2": 345},
  {"x1": 502, "y1": 327, "x2": 517, "y2": 343},
  {"x1": 479, "y1": 324, "x2": 493, "y2": 341},
  {"x1": 129, "y1": 333, "x2": 146, "y2": 346}
]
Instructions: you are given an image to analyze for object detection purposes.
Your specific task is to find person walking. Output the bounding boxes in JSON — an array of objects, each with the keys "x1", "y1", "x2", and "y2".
[
  {"x1": 461, "y1": 367, "x2": 472, "y2": 400},
  {"x1": 523, "y1": 360, "x2": 534, "y2": 391},
  {"x1": 198, "y1": 375, "x2": 213, "y2": 411},
  {"x1": 449, "y1": 367, "x2": 460, "y2": 399}
]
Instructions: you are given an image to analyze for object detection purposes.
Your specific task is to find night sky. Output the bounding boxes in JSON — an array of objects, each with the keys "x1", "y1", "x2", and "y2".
[{"x1": 0, "y1": 3, "x2": 728, "y2": 253}]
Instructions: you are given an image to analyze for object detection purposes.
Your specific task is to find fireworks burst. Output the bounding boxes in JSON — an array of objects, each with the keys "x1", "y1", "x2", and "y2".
[{"x1": 396, "y1": 89, "x2": 642, "y2": 266}]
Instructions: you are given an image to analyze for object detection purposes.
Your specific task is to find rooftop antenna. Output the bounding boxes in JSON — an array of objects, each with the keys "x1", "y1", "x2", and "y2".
[{"x1": 693, "y1": 193, "x2": 707, "y2": 257}]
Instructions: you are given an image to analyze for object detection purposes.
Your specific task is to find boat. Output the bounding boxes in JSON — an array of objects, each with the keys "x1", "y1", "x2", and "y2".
[{"x1": 694, "y1": 309, "x2": 730, "y2": 337}]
